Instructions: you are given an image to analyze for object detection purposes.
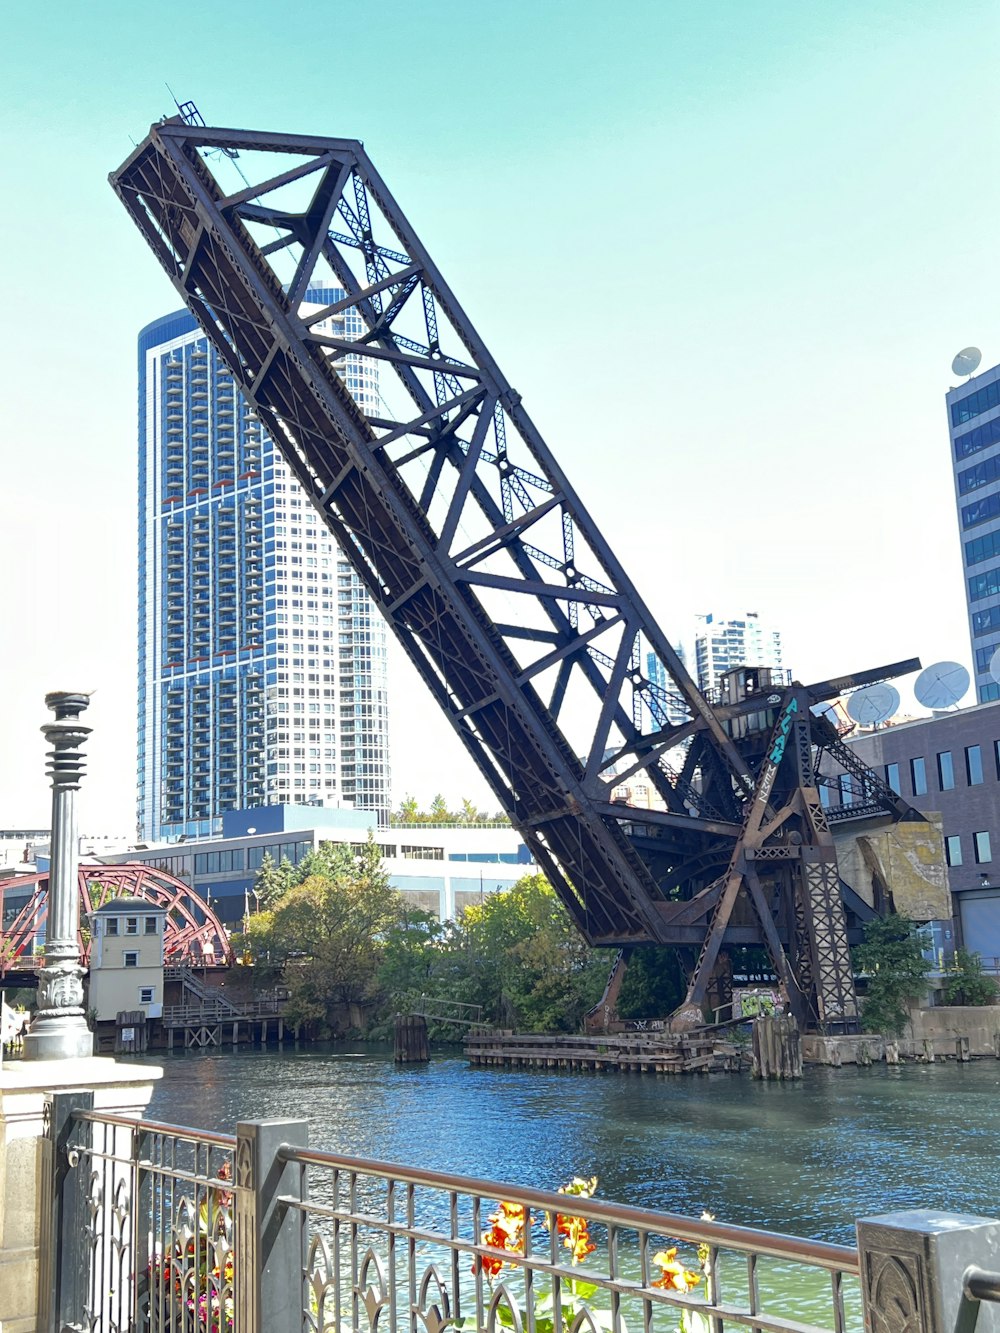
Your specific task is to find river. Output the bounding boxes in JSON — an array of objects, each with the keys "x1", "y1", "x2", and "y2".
[{"x1": 144, "y1": 1045, "x2": 1000, "y2": 1246}]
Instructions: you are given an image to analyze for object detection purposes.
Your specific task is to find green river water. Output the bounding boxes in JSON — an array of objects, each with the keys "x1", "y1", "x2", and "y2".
[{"x1": 144, "y1": 1045, "x2": 1000, "y2": 1247}]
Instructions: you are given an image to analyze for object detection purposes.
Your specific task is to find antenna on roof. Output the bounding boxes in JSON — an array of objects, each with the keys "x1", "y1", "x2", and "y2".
[
  {"x1": 845, "y1": 683, "x2": 900, "y2": 728},
  {"x1": 914, "y1": 661, "x2": 970, "y2": 710},
  {"x1": 952, "y1": 347, "x2": 982, "y2": 378}
]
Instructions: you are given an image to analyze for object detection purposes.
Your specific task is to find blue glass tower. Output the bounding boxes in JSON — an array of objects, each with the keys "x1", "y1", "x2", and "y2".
[
  {"x1": 137, "y1": 291, "x2": 390, "y2": 841},
  {"x1": 948, "y1": 361, "x2": 1000, "y2": 704}
]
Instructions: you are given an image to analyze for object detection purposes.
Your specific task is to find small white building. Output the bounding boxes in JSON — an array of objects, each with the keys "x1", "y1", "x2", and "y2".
[{"x1": 87, "y1": 897, "x2": 166, "y2": 1021}]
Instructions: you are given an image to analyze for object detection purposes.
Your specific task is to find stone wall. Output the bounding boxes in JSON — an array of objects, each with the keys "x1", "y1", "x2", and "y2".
[{"x1": 803, "y1": 1003, "x2": 1000, "y2": 1064}]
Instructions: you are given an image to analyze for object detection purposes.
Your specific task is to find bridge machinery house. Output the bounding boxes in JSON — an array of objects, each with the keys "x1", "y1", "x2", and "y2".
[
  {"x1": 87, "y1": 896, "x2": 167, "y2": 1022},
  {"x1": 96, "y1": 804, "x2": 535, "y2": 927}
]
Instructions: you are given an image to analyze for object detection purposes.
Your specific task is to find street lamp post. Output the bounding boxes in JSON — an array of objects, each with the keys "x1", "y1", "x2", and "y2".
[{"x1": 22, "y1": 692, "x2": 95, "y2": 1062}]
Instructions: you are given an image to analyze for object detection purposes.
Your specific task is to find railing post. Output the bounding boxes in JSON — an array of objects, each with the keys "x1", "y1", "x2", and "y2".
[
  {"x1": 857, "y1": 1210, "x2": 1000, "y2": 1333},
  {"x1": 235, "y1": 1117, "x2": 309, "y2": 1333},
  {"x1": 42, "y1": 1089, "x2": 94, "y2": 1333}
]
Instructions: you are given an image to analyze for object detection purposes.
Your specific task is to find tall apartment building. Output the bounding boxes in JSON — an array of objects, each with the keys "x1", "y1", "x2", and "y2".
[
  {"x1": 947, "y1": 359, "x2": 1000, "y2": 704},
  {"x1": 137, "y1": 290, "x2": 390, "y2": 842},
  {"x1": 693, "y1": 611, "x2": 791, "y2": 696}
]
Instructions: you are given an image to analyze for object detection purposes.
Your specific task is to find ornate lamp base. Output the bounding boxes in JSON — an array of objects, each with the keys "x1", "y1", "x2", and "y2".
[{"x1": 22, "y1": 960, "x2": 94, "y2": 1062}]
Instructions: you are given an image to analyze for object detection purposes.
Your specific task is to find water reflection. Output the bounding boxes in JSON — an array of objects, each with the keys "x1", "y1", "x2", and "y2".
[{"x1": 145, "y1": 1046, "x2": 1000, "y2": 1245}]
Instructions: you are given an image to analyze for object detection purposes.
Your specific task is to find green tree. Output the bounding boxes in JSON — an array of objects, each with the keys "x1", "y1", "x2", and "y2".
[
  {"x1": 253, "y1": 852, "x2": 299, "y2": 910},
  {"x1": 616, "y1": 947, "x2": 686, "y2": 1021},
  {"x1": 396, "y1": 794, "x2": 419, "y2": 823},
  {"x1": 942, "y1": 948, "x2": 999, "y2": 1007},
  {"x1": 249, "y1": 834, "x2": 402, "y2": 1033},
  {"x1": 854, "y1": 913, "x2": 929, "y2": 1036},
  {"x1": 459, "y1": 874, "x2": 612, "y2": 1031},
  {"x1": 429, "y1": 793, "x2": 450, "y2": 824}
]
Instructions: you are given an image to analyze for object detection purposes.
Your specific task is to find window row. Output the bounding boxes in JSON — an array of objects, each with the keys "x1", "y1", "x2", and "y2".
[
  {"x1": 884, "y1": 744, "x2": 987, "y2": 796},
  {"x1": 105, "y1": 916, "x2": 160, "y2": 936},
  {"x1": 952, "y1": 379, "x2": 1000, "y2": 428},
  {"x1": 959, "y1": 449, "x2": 1000, "y2": 494},
  {"x1": 973, "y1": 605, "x2": 1000, "y2": 638},
  {"x1": 963, "y1": 491, "x2": 1000, "y2": 531},
  {"x1": 965, "y1": 527, "x2": 1000, "y2": 567},
  {"x1": 968, "y1": 565, "x2": 1000, "y2": 603},
  {"x1": 944, "y1": 832, "x2": 992, "y2": 866}
]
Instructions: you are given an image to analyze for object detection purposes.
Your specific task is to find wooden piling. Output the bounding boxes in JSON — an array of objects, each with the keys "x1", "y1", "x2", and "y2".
[
  {"x1": 395, "y1": 1013, "x2": 429, "y2": 1063},
  {"x1": 751, "y1": 1014, "x2": 801, "y2": 1079},
  {"x1": 114, "y1": 1010, "x2": 148, "y2": 1056}
]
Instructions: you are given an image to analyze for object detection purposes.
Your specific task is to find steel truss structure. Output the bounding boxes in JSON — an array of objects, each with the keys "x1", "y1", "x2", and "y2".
[
  {"x1": 0, "y1": 865, "x2": 232, "y2": 971},
  {"x1": 110, "y1": 121, "x2": 924, "y2": 1030}
]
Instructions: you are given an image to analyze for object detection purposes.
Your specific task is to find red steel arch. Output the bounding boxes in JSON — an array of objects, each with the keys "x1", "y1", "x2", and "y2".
[{"x1": 0, "y1": 863, "x2": 233, "y2": 974}]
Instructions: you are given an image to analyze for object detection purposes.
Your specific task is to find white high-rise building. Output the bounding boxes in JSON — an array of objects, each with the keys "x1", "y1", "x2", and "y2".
[
  {"x1": 693, "y1": 612, "x2": 791, "y2": 696},
  {"x1": 137, "y1": 290, "x2": 391, "y2": 842}
]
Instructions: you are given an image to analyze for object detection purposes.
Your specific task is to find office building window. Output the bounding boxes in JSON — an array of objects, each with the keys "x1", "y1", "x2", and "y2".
[
  {"x1": 975, "y1": 831, "x2": 992, "y2": 864},
  {"x1": 123, "y1": 951, "x2": 139, "y2": 968},
  {"x1": 937, "y1": 752, "x2": 955, "y2": 791},
  {"x1": 945, "y1": 835, "x2": 963, "y2": 867},
  {"x1": 139, "y1": 987, "x2": 155, "y2": 1004},
  {"x1": 911, "y1": 757, "x2": 927, "y2": 796},
  {"x1": 885, "y1": 763, "x2": 901, "y2": 795},
  {"x1": 952, "y1": 378, "x2": 1000, "y2": 427},
  {"x1": 966, "y1": 745, "x2": 984, "y2": 786}
]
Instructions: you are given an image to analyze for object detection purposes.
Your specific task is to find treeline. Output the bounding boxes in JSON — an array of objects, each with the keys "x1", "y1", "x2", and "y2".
[
  {"x1": 390, "y1": 795, "x2": 510, "y2": 826},
  {"x1": 234, "y1": 838, "x2": 685, "y2": 1038}
]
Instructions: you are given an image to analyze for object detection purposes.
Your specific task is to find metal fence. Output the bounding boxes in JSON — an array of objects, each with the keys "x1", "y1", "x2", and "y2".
[
  {"x1": 44, "y1": 1094, "x2": 1000, "y2": 1333},
  {"x1": 47, "y1": 1094, "x2": 863, "y2": 1333}
]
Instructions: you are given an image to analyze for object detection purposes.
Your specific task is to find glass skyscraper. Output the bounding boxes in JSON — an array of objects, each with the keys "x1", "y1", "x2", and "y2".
[
  {"x1": 947, "y1": 360, "x2": 1000, "y2": 703},
  {"x1": 137, "y1": 290, "x2": 390, "y2": 842}
]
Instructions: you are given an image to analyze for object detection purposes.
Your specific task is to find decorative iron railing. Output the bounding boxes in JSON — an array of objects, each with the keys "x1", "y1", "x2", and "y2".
[{"x1": 48, "y1": 1095, "x2": 866, "y2": 1333}]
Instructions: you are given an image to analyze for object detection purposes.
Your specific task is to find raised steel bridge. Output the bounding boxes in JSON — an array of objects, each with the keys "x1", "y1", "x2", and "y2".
[{"x1": 109, "y1": 119, "x2": 927, "y2": 1032}]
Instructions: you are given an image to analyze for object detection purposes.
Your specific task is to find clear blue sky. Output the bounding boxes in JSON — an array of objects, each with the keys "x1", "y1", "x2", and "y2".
[{"x1": 2, "y1": 0, "x2": 998, "y2": 830}]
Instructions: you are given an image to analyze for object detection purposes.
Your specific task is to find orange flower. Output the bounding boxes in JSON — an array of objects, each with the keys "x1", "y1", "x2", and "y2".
[
  {"x1": 651, "y1": 1247, "x2": 702, "y2": 1292},
  {"x1": 472, "y1": 1201, "x2": 527, "y2": 1278},
  {"x1": 560, "y1": 1213, "x2": 596, "y2": 1263},
  {"x1": 545, "y1": 1176, "x2": 598, "y2": 1265}
]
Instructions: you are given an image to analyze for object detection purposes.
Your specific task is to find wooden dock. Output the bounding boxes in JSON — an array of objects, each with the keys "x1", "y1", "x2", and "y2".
[
  {"x1": 464, "y1": 1029, "x2": 746, "y2": 1075},
  {"x1": 161, "y1": 999, "x2": 291, "y2": 1050}
]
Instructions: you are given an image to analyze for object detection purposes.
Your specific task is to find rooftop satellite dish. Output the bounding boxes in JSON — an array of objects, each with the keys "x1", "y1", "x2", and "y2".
[
  {"x1": 914, "y1": 661, "x2": 970, "y2": 710},
  {"x1": 989, "y1": 646, "x2": 1000, "y2": 685},
  {"x1": 952, "y1": 347, "x2": 982, "y2": 377},
  {"x1": 846, "y1": 683, "x2": 900, "y2": 727}
]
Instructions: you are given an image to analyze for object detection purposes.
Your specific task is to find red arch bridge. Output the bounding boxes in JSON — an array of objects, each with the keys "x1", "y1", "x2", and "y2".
[{"x1": 0, "y1": 864, "x2": 233, "y2": 982}]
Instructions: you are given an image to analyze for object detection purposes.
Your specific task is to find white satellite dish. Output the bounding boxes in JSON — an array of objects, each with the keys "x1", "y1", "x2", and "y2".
[
  {"x1": 846, "y1": 684, "x2": 900, "y2": 727},
  {"x1": 989, "y1": 646, "x2": 1000, "y2": 685},
  {"x1": 914, "y1": 661, "x2": 970, "y2": 710},
  {"x1": 952, "y1": 347, "x2": 982, "y2": 377}
]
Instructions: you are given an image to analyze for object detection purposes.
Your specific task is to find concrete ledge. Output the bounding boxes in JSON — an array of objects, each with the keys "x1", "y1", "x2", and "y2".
[
  {"x1": 802, "y1": 1034, "x2": 885, "y2": 1066},
  {"x1": 0, "y1": 1054, "x2": 163, "y2": 1094},
  {"x1": 0, "y1": 1056, "x2": 161, "y2": 1333}
]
